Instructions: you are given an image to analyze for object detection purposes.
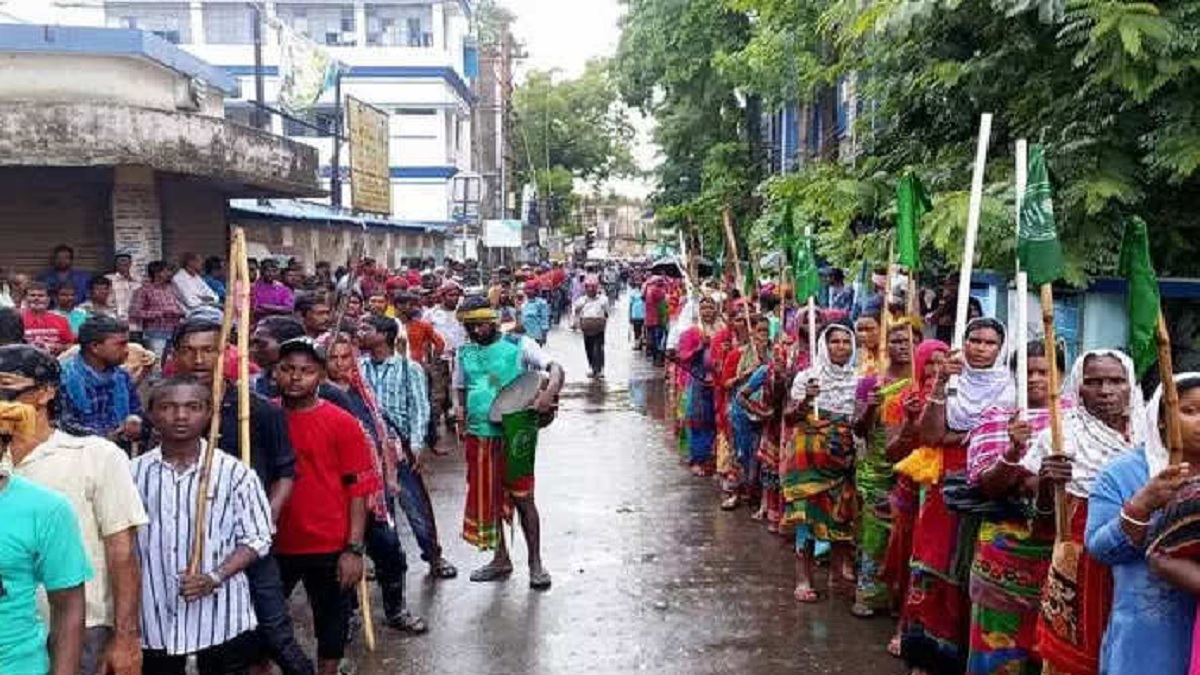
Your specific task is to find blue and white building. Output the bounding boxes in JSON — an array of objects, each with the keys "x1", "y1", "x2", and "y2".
[{"x1": 17, "y1": 0, "x2": 478, "y2": 264}]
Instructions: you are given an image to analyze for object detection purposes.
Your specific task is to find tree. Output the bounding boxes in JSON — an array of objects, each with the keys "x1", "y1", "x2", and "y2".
[{"x1": 511, "y1": 59, "x2": 636, "y2": 232}]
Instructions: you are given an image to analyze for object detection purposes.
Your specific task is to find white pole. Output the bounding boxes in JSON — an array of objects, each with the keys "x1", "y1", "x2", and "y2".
[
  {"x1": 808, "y1": 295, "x2": 818, "y2": 417},
  {"x1": 949, "y1": 113, "x2": 993, "y2": 394},
  {"x1": 1015, "y1": 139, "x2": 1029, "y2": 417}
]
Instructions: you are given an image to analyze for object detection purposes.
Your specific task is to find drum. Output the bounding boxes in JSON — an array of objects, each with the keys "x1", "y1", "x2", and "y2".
[
  {"x1": 579, "y1": 317, "x2": 607, "y2": 336},
  {"x1": 489, "y1": 371, "x2": 546, "y2": 422},
  {"x1": 501, "y1": 409, "x2": 539, "y2": 483}
]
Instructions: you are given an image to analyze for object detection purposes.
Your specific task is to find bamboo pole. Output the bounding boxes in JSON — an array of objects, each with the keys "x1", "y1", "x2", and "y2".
[
  {"x1": 722, "y1": 206, "x2": 744, "y2": 290},
  {"x1": 1157, "y1": 310, "x2": 1185, "y2": 465},
  {"x1": 949, "y1": 113, "x2": 993, "y2": 394},
  {"x1": 1040, "y1": 284, "x2": 1069, "y2": 542},
  {"x1": 233, "y1": 230, "x2": 252, "y2": 466},
  {"x1": 188, "y1": 234, "x2": 240, "y2": 575}
]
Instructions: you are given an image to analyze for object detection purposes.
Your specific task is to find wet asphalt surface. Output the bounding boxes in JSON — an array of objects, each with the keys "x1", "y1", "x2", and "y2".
[{"x1": 291, "y1": 302, "x2": 900, "y2": 674}]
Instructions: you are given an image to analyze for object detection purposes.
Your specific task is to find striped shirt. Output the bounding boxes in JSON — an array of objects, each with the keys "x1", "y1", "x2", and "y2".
[
  {"x1": 360, "y1": 354, "x2": 430, "y2": 451},
  {"x1": 966, "y1": 406, "x2": 1051, "y2": 484},
  {"x1": 131, "y1": 445, "x2": 272, "y2": 655}
]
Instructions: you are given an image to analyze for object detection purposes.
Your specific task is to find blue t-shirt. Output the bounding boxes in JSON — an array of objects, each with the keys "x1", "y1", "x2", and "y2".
[
  {"x1": 0, "y1": 474, "x2": 94, "y2": 675},
  {"x1": 629, "y1": 290, "x2": 646, "y2": 321}
]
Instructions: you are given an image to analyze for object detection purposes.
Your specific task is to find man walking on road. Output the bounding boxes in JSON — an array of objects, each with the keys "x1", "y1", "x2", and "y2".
[
  {"x1": 572, "y1": 276, "x2": 610, "y2": 379},
  {"x1": 453, "y1": 295, "x2": 564, "y2": 590}
]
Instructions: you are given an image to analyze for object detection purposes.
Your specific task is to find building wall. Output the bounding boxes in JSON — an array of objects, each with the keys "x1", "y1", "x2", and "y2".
[
  {"x1": 238, "y1": 219, "x2": 443, "y2": 270},
  {"x1": 0, "y1": 167, "x2": 113, "y2": 274}
]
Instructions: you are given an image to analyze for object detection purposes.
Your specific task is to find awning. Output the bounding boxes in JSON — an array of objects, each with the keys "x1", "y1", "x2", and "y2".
[{"x1": 230, "y1": 198, "x2": 449, "y2": 234}]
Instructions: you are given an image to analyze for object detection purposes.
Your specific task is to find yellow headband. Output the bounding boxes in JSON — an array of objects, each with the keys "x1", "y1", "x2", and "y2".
[{"x1": 457, "y1": 308, "x2": 498, "y2": 323}]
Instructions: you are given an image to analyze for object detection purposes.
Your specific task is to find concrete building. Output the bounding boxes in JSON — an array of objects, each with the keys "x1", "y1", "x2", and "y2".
[
  {"x1": 17, "y1": 0, "x2": 478, "y2": 264},
  {"x1": 0, "y1": 23, "x2": 320, "y2": 275}
]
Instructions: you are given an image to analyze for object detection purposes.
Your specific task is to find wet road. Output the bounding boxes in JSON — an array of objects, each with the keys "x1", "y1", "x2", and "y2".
[{"x1": 300, "y1": 305, "x2": 900, "y2": 674}]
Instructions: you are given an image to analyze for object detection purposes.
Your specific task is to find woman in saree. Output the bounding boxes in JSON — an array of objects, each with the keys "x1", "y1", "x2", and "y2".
[
  {"x1": 1083, "y1": 373, "x2": 1199, "y2": 675},
  {"x1": 855, "y1": 308, "x2": 883, "y2": 377},
  {"x1": 851, "y1": 316, "x2": 921, "y2": 618},
  {"x1": 903, "y1": 317, "x2": 1013, "y2": 674},
  {"x1": 715, "y1": 300, "x2": 752, "y2": 506},
  {"x1": 677, "y1": 295, "x2": 725, "y2": 476},
  {"x1": 724, "y1": 314, "x2": 772, "y2": 510},
  {"x1": 962, "y1": 340, "x2": 1064, "y2": 674},
  {"x1": 887, "y1": 338, "x2": 950, "y2": 658},
  {"x1": 1018, "y1": 349, "x2": 1146, "y2": 675},
  {"x1": 784, "y1": 323, "x2": 860, "y2": 603}
]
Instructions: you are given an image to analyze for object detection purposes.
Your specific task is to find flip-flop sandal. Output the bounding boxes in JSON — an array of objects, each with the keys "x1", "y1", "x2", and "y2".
[
  {"x1": 529, "y1": 569, "x2": 552, "y2": 590},
  {"x1": 887, "y1": 635, "x2": 903, "y2": 658},
  {"x1": 469, "y1": 564, "x2": 514, "y2": 582},
  {"x1": 850, "y1": 602, "x2": 876, "y2": 619},
  {"x1": 385, "y1": 610, "x2": 428, "y2": 635},
  {"x1": 794, "y1": 586, "x2": 820, "y2": 603},
  {"x1": 430, "y1": 558, "x2": 458, "y2": 579},
  {"x1": 720, "y1": 495, "x2": 740, "y2": 511}
]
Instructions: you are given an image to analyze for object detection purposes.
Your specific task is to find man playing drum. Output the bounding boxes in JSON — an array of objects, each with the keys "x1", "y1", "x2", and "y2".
[{"x1": 452, "y1": 295, "x2": 564, "y2": 590}]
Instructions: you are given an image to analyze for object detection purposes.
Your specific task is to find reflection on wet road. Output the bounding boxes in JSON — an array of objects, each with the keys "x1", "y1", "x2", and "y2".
[{"x1": 293, "y1": 309, "x2": 901, "y2": 674}]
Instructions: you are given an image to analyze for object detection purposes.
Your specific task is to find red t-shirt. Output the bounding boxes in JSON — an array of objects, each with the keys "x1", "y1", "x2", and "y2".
[
  {"x1": 22, "y1": 310, "x2": 73, "y2": 354},
  {"x1": 275, "y1": 401, "x2": 379, "y2": 555}
]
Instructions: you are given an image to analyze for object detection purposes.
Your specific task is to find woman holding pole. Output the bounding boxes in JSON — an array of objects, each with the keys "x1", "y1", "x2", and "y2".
[
  {"x1": 783, "y1": 323, "x2": 860, "y2": 603},
  {"x1": 961, "y1": 340, "x2": 1064, "y2": 674},
  {"x1": 850, "y1": 316, "x2": 921, "y2": 618},
  {"x1": 1018, "y1": 350, "x2": 1145, "y2": 675},
  {"x1": 902, "y1": 317, "x2": 1011, "y2": 674},
  {"x1": 1081, "y1": 374, "x2": 1199, "y2": 675}
]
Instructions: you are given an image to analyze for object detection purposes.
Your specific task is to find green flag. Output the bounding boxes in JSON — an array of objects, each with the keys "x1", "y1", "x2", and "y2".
[
  {"x1": 1017, "y1": 145, "x2": 1065, "y2": 286},
  {"x1": 1118, "y1": 216, "x2": 1161, "y2": 378},
  {"x1": 896, "y1": 172, "x2": 931, "y2": 270},
  {"x1": 794, "y1": 228, "x2": 821, "y2": 302}
]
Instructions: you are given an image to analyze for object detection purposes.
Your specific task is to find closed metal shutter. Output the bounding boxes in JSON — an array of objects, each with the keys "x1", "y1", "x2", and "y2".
[
  {"x1": 0, "y1": 167, "x2": 112, "y2": 276},
  {"x1": 159, "y1": 175, "x2": 229, "y2": 264}
]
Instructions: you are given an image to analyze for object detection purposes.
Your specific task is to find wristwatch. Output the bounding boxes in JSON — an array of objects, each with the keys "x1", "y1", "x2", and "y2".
[{"x1": 344, "y1": 542, "x2": 366, "y2": 557}]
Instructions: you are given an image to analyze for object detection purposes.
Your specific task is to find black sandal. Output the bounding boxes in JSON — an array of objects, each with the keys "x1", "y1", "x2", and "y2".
[
  {"x1": 469, "y1": 563, "x2": 514, "y2": 582},
  {"x1": 430, "y1": 558, "x2": 458, "y2": 579},
  {"x1": 385, "y1": 610, "x2": 428, "y2": 635}
]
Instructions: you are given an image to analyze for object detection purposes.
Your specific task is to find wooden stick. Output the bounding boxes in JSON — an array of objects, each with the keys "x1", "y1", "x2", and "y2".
[
  {"x1": 1157, "y1": 310, "x2": 1185, "y2": 465},
  {"x1": 1041, "y1": 283, "x2": 1069, "y2": 542},
  {"x1": 188, "y1": 235, "x2": 240, "y2": 575},
  {"x1": 358, "y1": 577, "x2": 377, "y2": 651},
  {"x1": 233, "y1": 230, "x2": 252, "y2": 466},
  {"x1": 949, "y1": 113, "x2": 993, "y2": 395},
  {"x1": 722, "y1": 206, "x2": 744, "y2": 290}
]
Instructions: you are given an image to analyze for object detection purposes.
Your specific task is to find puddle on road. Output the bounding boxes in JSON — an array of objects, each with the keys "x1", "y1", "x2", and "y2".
[{"x1": 556, "y1": 376, "x2": 667, "y2": 418}]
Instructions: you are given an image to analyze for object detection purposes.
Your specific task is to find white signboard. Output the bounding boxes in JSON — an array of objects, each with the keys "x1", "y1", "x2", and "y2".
[{"x1": 483, "y1": 219, "x2": 523, "y2": 248}]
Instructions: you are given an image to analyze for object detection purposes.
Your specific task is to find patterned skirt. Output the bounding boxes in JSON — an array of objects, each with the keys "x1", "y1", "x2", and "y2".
[
  {"x1": 780, "y1": 416, "x2": 857, "y2": 543},
  {"x1": 1035, "y1": 499, "x2": 1112, "y2": 675},
  {"x1": 855, "y1": 428, "x2": 896, "y2": 610},
  {"x1": 462, "y1": 435, "x2": 535, "y2": 551},
  {"x1": 967, "y1": 519, "x2": 1053, "y2": 675}
]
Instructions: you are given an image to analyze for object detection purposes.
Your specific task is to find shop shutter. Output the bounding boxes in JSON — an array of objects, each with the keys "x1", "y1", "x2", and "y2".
[{"x1": 0, "y1": 167, "x2": 111, "y2": 276}]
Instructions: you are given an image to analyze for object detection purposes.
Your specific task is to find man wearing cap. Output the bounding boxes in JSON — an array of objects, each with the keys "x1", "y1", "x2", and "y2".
[
  {"x1": 59, "y1": 316, "x2": 146, "y2": 444},
  {"x1": 0, "y1": 344, "x2": 147, "y2": 675},
  {"x1": 273, "y1": 337, "x2": 378, "y2": 675},
  {"x1": 571, "y1": 276, "x2": 611, "y2": 379},
  {"x1": 453, "y1": 295, "x2": 564, "y2": 589}
]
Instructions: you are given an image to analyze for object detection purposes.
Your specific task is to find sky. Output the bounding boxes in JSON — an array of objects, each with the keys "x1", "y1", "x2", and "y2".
[{"x1": 500, "y1": 0, "x2": 656, "y2": 200}]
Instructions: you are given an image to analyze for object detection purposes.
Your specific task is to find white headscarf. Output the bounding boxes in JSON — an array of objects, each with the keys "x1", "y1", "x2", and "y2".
[
  {"x1": 791, "y1": 324, "x2": 860, "y2": 416},
  {"x1": 1020, "y1": 348, "x2": 1147, "y2": 497},
  {"x1": 946, "y1": 318, "x2": 1016, "y2": 431},
  {"x1": 666, "y1": 294, "x2": 698, "y2": 351},
  {"x1": 1144, "y1": 373, "x2": 1200, "y2": 480}
]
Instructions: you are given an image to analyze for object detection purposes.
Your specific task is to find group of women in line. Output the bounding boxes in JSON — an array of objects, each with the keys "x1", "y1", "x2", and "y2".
[{"x1": 661, "y1": 285, "x2": 1200, "y2": 675}]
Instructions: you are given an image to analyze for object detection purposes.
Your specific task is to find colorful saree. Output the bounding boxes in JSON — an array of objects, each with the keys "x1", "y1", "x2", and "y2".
[
  {"x1": 678, "y1": 325, "x2": 717, "y2": 467},
  {"x1": 781, "y1": 411, "x2": 858, "y2": 544}
]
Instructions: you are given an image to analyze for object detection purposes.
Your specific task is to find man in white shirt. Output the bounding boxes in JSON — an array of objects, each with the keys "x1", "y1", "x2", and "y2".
[
  {"x1": 0, "y1": 344, "x2": 149, "y2": 675},
  {"x1": 171, "y1": 253, "x2": 218, "y2": 312},
  {"x1": 571, "y1": 276, "x2": 610, "y2": 378},
  {"x1": 426, "y1": 281, "x2": 465, "y2": 432},
  {"x1": 132, "y1": 376, "x2": 272, "y2": 674},
  {"x1": 105, "y1": 254, "x2": 141, "y2": 326}
]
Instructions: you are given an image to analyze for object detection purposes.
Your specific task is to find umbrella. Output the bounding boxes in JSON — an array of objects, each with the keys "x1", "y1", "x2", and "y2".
[
  {"x1": 649, "y1": 256, "x2": 714, "y2": 278},
  {"x1": 759, "y1": 251, "x2": 786, "y2": 271}
]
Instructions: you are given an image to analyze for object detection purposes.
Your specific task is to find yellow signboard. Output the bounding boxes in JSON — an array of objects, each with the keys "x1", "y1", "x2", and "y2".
[{"x1": 346, "y1": 95, "x2": 391, "y2": 215}]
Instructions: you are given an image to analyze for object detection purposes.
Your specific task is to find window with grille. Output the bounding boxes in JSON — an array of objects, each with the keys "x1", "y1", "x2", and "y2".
[
  {"x1": 105, "y1": 2, "x2": 191, "y2": 43},
  {"x1": 365, "y1": 3, "x2": 433, "y2": 47},
  {"x1": 203, "y1": 4, "x2": 256, "y2": 45},
  {"x1": 276, "y1": 4, "x2": 356, "y2": 46},
  {"x1": 283, "y1": 106, "x2": 340, "y2": 138}
]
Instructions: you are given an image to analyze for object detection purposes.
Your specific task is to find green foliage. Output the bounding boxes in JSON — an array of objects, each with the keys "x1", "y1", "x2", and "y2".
[
  {"x1": 615, "y1": 0, "x2": 1200, "y2": 280},
  {"x1": 511, "y1": 60, "x2": 636, "y2": 229}
]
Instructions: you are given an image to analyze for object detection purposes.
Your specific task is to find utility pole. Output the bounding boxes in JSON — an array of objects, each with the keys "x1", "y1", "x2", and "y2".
[
  {"x1": 251, "y1": 2, "x2": 266, "y2": 131},
  {"x1": 329, "y1": 72, "x2": 343, "y2": 207}
]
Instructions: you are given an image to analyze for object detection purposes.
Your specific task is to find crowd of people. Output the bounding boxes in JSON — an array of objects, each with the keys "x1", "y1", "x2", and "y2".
[
  {"x1": 0, "y1": 245, "x2": 582, "y2": 675},
  {"x1": 634, "y1": 266, "x2": 1200, "y2": 675}
]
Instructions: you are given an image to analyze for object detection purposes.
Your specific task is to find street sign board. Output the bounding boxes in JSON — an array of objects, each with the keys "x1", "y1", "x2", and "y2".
[
  {"x1": 483, "y1": 219, "x2": 523, "y2": 248},
  {"x1": 346, "y1": 95, "x2": 391, "y2": 215}
]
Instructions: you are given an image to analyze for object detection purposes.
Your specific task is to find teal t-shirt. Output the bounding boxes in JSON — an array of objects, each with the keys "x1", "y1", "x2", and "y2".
[{"x1": 0, "y1": 474, "x2": 94, "y2": 675}]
